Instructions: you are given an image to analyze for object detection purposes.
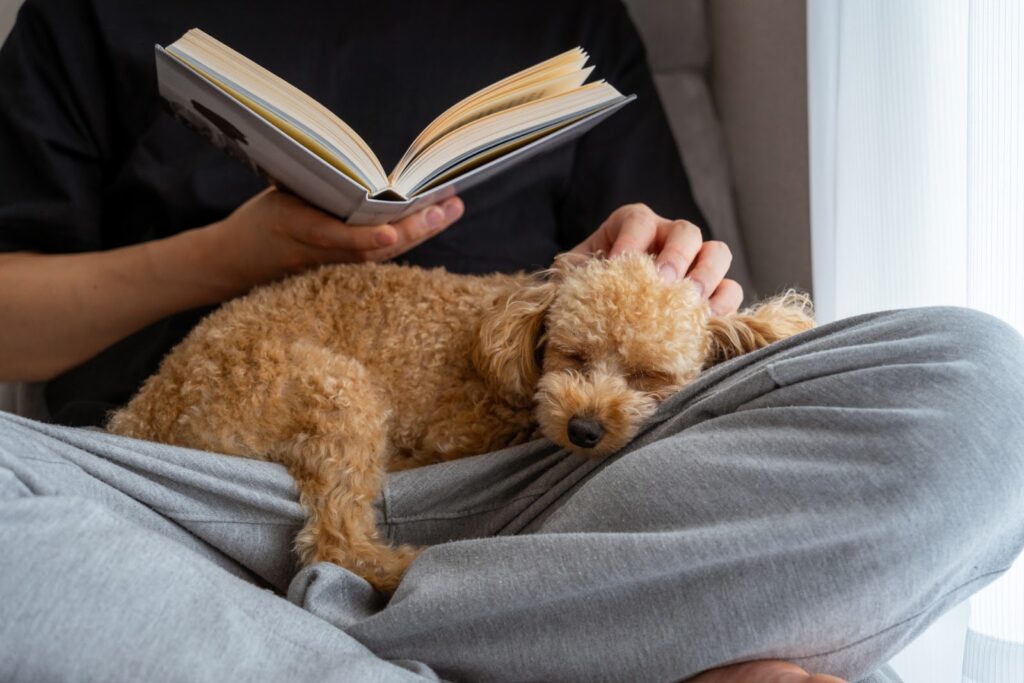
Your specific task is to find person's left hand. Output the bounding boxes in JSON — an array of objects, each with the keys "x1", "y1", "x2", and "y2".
[{"x1": 571, "y1": 203, "x2": 743, "y2": 316}]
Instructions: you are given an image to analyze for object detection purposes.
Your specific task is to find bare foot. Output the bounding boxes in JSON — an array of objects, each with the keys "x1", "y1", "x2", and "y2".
[{"x1": 687, "y1": 660, "x2": 848, "y2": 683}]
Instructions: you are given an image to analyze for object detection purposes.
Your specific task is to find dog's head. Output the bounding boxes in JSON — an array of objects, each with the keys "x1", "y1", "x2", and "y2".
[{"x1": 473, "y1": 253, "x2": 814, "y2": 457}]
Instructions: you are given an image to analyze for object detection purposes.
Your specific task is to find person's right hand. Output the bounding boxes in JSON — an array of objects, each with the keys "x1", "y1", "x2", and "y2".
[{"x1": 202, "y1": 187, "x2": 464, "y2": 293}]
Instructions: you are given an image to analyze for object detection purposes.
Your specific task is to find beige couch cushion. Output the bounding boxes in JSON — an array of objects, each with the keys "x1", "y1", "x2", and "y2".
[{"x1": 708, "y1": 0, "x2": 812, "y2": 298}]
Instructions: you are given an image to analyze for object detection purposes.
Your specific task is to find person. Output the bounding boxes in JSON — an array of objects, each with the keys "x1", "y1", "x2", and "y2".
[{"x1": 0, "y1": 1, "x2": 1021, "y2": 682}]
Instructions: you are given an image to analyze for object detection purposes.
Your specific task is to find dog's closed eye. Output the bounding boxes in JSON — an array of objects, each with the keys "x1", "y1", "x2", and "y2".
[
  {"x1": 564, "y1": 350, "x2": 588, "y2": 366},
  {"x1": 625, "y1": 368, "x2": 675, "y2": 391},
  {"x1": 548, "y1": 345, "x2": 588, "y2": 367}
]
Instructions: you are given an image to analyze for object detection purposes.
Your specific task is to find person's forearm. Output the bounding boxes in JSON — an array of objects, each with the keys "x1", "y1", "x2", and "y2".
[
  {"x1": 0, "y1": 223, "x2": 239, "y2": 382},
  {"x1": 0, "y1": 189, "x2": 465, "y2": 383}
]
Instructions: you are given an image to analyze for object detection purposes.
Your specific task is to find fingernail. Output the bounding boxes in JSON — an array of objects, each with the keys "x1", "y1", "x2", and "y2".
[
  {"x1": 685, "y1": 277, "x2": 705, "y2": 298},
  {"x1": 658, "y1": 264, "x2": 677, "y2": 283},
  {"x1": 426, "y1": 207, "x2": 445, "y2": 229},
  {"x1": 375, "y1": 228, "x2": 395, "y2": 247},
  {"x1": 444, "y1": 198, "x2": 462, "y2": 220}
]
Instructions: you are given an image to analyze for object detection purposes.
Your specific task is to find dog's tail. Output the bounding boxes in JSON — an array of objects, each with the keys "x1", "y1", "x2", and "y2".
[{"x1": 704, "y1": 290, "x2": 815, "y2": 367}]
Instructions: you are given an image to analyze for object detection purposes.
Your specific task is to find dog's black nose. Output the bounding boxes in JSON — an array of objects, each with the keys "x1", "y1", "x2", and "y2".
[{"x1": 567, "y1": 416, "x2": 604, "y2": 448}]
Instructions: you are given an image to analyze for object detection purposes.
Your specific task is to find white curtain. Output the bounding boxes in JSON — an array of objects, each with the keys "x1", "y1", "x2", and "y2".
[{"x1": 808, "y1": 1, "x2": 1023, "y2": 682}]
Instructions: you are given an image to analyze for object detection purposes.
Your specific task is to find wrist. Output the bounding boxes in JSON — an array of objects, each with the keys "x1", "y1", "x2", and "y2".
[{"x1": 147, "y1": 221, "x2": 251, "y2": 308}]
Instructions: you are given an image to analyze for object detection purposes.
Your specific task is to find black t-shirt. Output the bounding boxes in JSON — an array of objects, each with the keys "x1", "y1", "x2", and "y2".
[{"x1": 0, "y1": 0, "x2": 705, "y2": 426}]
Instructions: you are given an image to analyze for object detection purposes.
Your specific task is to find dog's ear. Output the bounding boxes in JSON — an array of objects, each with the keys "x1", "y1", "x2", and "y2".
[
  {"x1": 705, "y1": 291, "x2": 815, "y2": 367},
  {"x1": 473, "y1": 277, "x2": 558, "y2": 407}
]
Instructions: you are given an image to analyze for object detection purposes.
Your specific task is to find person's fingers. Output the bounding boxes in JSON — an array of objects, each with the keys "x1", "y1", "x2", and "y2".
[
  {"x1": 293, "y1": 196, "x2": 463, "y2": 261},
  {"x1": 571, "y1": 204, "x2": 662, "y2": 257},
  {"x1": 708, "y1": 278, "x2": 743, "y2": 316},
  {"x1": 281, "y1": 192, "x2": 399, "y2": 252},
  {"x1": 375, "y1": 196, "x2": 464, "y2": 255},
  {"x1": 607, "y1": 204, "x2": 661, "y2": 258},
  {"x1": 361, "y1": 196, "x2": 464, "y2": 262},
  {"x1": 653, "y1": 219, "x2": 703, "y2": 283},
  {"x1": 682, "y1": 240, "x2": 732, "y2": 300},
  {"x1": 390, "y1": 196, "x2": 464, "y2": 247},
  {"x1": 299, "y1": 219, "x2": 399, "y2": 252}
]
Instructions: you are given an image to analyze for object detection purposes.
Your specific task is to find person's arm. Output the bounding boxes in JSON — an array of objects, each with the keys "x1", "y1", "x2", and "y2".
[{"x1": 0, "y1": 189, "x2": 463, "y2": 382}]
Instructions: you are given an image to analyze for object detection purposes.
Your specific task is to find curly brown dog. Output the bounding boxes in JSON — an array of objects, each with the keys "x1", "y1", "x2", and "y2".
[{"x1": 107, "y1": 253, "x2": 814, "y2": 592}]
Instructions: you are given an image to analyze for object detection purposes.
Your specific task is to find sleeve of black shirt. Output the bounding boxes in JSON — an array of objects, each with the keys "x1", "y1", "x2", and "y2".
[
  {"x1": 0, "y1": 0, "x2": 112, "y2": 254},
  {"x1": 555, "y1": 1, "x2": 707, "y2": 251}
]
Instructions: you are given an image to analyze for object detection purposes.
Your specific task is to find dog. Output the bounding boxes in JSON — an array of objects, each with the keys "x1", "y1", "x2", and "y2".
[{"x1": 107, "y1": 252, "x2": 814, "y2": 592}]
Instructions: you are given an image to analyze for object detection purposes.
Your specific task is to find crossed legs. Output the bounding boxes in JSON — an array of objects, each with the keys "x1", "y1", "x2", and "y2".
[{"x1": 2, "y1": 307, "x2": 1022, "y2": 682}]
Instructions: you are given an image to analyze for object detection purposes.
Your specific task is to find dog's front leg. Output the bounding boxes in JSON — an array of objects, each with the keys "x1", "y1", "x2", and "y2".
[
  {"x1": 267, "y1": 350, "x2": 419, "y2": 594},
  {"x1": 112, "y1": 338, "x2": 419, "y2": 593},
  {"x1": 288, "y1": 444, "x2": 420, "y2": 594}
]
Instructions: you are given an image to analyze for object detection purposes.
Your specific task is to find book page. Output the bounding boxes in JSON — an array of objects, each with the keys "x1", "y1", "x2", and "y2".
[
  {"x1": 393, "y1": 82, "x2": 624, "y2": 197},
  {"x1": 390, "y1": 49, "x2": 591, "y2": 178},
  {"x1": 168, "y1": 30, "x2": 389, "y2": 192},
  {"x1": 351, "y1": 97, "x2": 633, "y2": 221}
]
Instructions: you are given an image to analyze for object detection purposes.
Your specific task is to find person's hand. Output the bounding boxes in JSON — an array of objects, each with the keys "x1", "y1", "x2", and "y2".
[
  {"x1": 570, "y1": 203, "x2": 742, "y2": 316},
  {"x1": 686, "y1": 659, "x2": 848, "y2": 683},
  {"x1": 203, "y1": 187, "x2": 464, "y2": 293}
]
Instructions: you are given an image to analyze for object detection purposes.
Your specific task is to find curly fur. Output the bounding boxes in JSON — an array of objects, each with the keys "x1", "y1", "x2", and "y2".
[{"x1": 107, "y1": 253, "x2": 814, "y2": 592}]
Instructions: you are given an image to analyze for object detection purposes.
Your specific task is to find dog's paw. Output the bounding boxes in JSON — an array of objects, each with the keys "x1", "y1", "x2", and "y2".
[
  {"x1": 365, "y1": 544, "x2": 422, "y2": 593},
  {"x1": 300, "y1": 540, "x2": 422, "y2": 594}
]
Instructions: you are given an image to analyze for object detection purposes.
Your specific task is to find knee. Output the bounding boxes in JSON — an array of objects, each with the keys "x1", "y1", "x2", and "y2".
[
  {"x1": 882, "y1": 306, "x2": 1024, "y2": 402},
  {"x1": 888, "y1": 305, "x2": 1021, "y2": 358},
  {"x1": 889, "y1": 306, "x2": 1024, "y2": 524},
  {"x1": 955, "y1": 308, "x2": 1024, "y2": 405}
]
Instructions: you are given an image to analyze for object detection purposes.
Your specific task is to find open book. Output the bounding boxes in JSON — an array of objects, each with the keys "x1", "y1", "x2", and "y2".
[{"x1": 156, "y1": 29, "x2": 635, "y2": 224}]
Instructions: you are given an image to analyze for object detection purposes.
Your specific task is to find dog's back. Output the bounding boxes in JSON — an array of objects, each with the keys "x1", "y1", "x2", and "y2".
[{"x1": 107, "y1": 263, "x2": 527, "y2": 454}]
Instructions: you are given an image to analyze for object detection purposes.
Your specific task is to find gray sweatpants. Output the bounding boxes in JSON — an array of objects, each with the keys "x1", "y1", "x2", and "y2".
[{"x1": 1, "y1": 307, "x2": 1023, "y2": 683}]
